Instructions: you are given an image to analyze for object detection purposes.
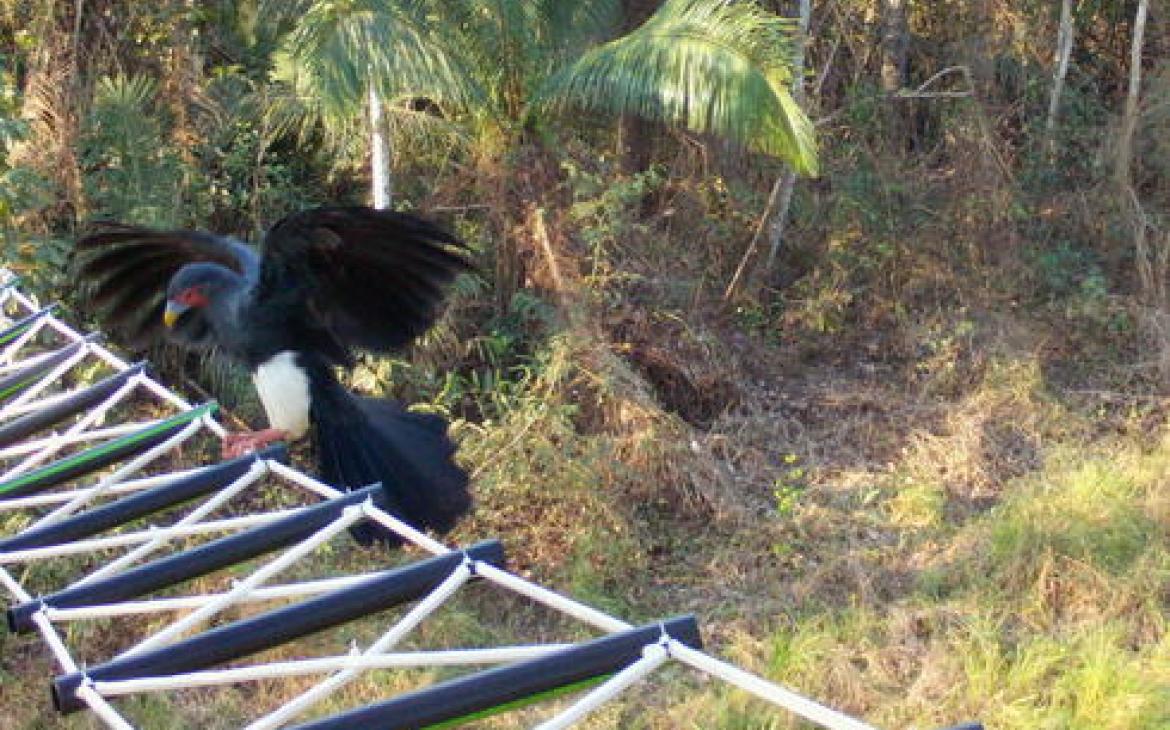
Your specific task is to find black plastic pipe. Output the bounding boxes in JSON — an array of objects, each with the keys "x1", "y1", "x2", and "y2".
[
  {"x1": 7, "y1": 483, "x2": 384, "y2": 633},
  {"x1": 0, "y1": 335, "x2": 97, "y2": 404},
  {"x1": 286, "y1": 615, "x2": 703, "y2": 730},
  {"x1": 0, "y1": 304, "x2": 54, "y2": 347},
  {"x1": 51, "y1": 539, "x2": 507, "y2": 713},
  {"x1": 0, "y1": 402, "x2": 217, "y2": 501},
  {"x1": 0, "y1": 445, "x2": 286, "y2": 554},
  {"x1": 0, "y1": 363, "x2": 146, "y2": 448}
]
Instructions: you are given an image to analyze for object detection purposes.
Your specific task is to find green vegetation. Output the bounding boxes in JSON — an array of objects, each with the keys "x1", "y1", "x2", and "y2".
[{"x1": 3, "y1": 0, "x2": 1170, "y2": 728}]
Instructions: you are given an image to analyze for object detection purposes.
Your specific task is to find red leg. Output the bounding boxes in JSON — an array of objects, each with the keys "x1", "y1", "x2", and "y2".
[{"x1": 222, "y1": 428, "x2": 288, "y2": 459}]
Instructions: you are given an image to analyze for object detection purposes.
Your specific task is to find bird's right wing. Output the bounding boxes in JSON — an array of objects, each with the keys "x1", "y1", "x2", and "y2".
[
  {"x1": 72, "y1": 223, "x2": 260, "y2": 349},
  {"x1": 257, "y1": 207, "x2": 471, "y2": 355}
]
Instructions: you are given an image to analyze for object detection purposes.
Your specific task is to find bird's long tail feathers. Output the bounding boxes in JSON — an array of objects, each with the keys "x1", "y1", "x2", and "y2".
[{"x1": 312, "y1": 393, "x2": 470, "y2": 546}]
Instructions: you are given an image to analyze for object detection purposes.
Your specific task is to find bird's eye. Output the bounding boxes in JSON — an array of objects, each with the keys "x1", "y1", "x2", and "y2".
[{"x1": 178, "y1": 287, "x2": 210, "y2": 307}]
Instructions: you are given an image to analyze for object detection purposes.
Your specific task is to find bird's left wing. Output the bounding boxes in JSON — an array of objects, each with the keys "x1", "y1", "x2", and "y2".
[
  {"x1": 72, "y1": 223, "x2": 260, "y2": 349},
  {"x1": 257, "y1": 207, "x2": 471, "y2": 355}
]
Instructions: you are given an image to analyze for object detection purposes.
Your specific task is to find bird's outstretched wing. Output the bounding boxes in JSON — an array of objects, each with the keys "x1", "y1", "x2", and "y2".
[
  {"x1": 72, "y1": 223, "x2": 260, "y2": 349},
  {"x1": 258, "y1": 207, "x2": 471, "y2": 354}
]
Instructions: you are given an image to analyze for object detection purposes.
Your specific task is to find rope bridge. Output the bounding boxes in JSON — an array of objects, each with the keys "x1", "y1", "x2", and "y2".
[{"x1": 0, "y1": 274, "x2": 979, "y2": 729}]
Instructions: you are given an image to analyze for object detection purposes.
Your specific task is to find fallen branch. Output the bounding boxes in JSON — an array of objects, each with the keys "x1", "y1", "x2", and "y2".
[{"x1": 892, "y1": 65, "x2": 975, "y2": 99}]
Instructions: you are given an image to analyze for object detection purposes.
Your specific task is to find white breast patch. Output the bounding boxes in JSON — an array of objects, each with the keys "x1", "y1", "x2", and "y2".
[{"x1": 251, "y1": 351, "x2": 312, "y2": 439}]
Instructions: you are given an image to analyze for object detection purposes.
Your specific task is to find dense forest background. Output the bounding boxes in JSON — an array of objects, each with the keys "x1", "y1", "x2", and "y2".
[{"x1": 2, "y1": 1, "x2": 1170, "y2": 728}]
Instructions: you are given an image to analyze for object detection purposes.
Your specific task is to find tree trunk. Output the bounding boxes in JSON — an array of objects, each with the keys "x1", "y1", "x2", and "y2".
[
  {"x1": 879, "y1": 0, "x2": 908, "y2": 95},
  {"x1": 763, "y1": 0, "x2": 813, "y2": 273},
  {"x1": 617, "y1": 0, "x2": 660, "y2": 174},
  {"x1": 724, "y1": 0, "x2": 811, "y2": 300},
  {"x1": 1115, "y1": 0, "x2": 1148, "y2": 188},
  {"x1": 162, "y1": 0, "x2": 201, "y2": 225},
  {"x1": 11, "y1": 3, "x2": 84, "y2": 228},
  {"x1": 617, "y1": 114, "x2": 653, "y2": 175},
  {"x1": 368, "y1": 80, "x2": 392, "y2": 210},
  {"x1": 1044, "y1": 0, "x2": 1076, "y2": 158},
  {"x1": 1114, "y1": 0, "x2": 1166, "y2": 384},
  {"x1": 879, "y1": 0, "x2": 909, "y2": 148},
  {"x1": 966, "y1": 0, "x2": 995, "y2": 96}
]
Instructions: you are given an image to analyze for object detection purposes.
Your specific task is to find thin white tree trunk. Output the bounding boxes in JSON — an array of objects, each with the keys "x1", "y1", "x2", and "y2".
[
  {"x1": 1116, "y1": 0, "x2": 1147, "y2": 187},
  {"x1": 762, "y1": 0, "x2": 813, "y2": 273},
  {"x1": 1115, "y1": 0, "x2": 1166, "y2": 382},
  {"x1": 1044, "y1": 0, "x2": 1075, "y2": 156},
  {"x1": 724, "y1": 0, "x2": 812, "y2": 300},
  {"x1": 879, "y1": 0, "x2": 908, "y2": 95},
  {"x1": 763, "y1": 169, "x2": 800, "y2": 272},
  {"x1": 1119, "y1": 0, "x2": 1151, "y2": 288},
  {"x1": 369, "y1": 80, "x2": 392, "y2": 210},
  {"x1": 725, "y1": 176, "x2": 784, "y2": 300}
]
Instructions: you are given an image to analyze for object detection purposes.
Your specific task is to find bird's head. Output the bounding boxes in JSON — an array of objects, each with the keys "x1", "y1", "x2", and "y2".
[{"x1": 164, "y1": 263, "x2": 243, "y2": 329}]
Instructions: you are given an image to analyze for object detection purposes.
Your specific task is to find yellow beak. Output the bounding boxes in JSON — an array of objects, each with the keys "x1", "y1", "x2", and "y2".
[{"x1": 163, "y1": 301, "x2": 187, "y2": 328}]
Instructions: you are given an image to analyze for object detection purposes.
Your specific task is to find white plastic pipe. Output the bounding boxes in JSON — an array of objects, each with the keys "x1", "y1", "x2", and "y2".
[
  {"x1": 666, "y1": 639, "x2": 878, "y2": 730},
  {"x1": 1, "y1": 385, "x2": 86, "y2": 419},
  {"x1": 93, "y1": 645, "x2": 570, "y2": 696},
  {"x1": 0, "y1": 467, "x2": 205, "y2": 511},
  {"x1": 0, "y1": 420, "x2": 158, "y2": 460},
  {"x1": 75, "y1": 683, "x2": 135, "y2": 730},
  {"x1": 76, "y1": 459, "x2": 270, "y2": 585},
  {"x1": 0, "y1": 346, "x2": 60, "y2": 375},
  {"x1": 33, "y1": 417, "x2": 206, "y2": 528},
  {"x1": 0, "y1": 314, "x2": 50, "y2": 363},
  {"x1": 244, "y1": 561, "x2": 473, "y2": 730},
  {"x1": 117, "y1": 505, "x2": 365, "y2": 659},
  {"x1": 474, "y1": 561, "x2": 632, "y2": 633},
  {"x1": 1, "y1": 376, "x2": 141, "y2": 480},
  {"x1": 4, "y1": 287, "x2": 198, "y2": 416},
  {"x1": 3, "y1": 509, "x2": 297, "y2": 565},
  {"x1": 265, "y1": 459, "x2": 344, "y2": 500},
  {"x1": 535, "y1": 641, "x2": 669, "y2": 730},
  {"x1": 266, "y1": 461, "x2": 454, "y2": 555},
  {"x1": 361, "y1": 499, "x2": 450, "y2": 555},
  {"x1": 0, "y1": 343, "x2": 92, "y2": 417},
  {"x1": 46, "y1": 570, "x2": 401, "y2": 620}
]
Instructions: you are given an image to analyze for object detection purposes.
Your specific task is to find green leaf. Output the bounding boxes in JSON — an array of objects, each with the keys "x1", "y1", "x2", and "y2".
[{"x1": 536, "y1": 0, "x2": 818, "y2": 175}]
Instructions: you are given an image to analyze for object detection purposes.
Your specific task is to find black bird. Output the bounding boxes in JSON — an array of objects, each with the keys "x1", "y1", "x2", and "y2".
[{"x1": 72, "y1": 206, "x2": 473, "y2": 543}]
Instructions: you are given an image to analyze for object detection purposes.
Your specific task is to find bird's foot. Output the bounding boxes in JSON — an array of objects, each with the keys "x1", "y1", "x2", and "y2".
[{"x1": 222, "y1": 428, "x2": 288, "y2": 459}]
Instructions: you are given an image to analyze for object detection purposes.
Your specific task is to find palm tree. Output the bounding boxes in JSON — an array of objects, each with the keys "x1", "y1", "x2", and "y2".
[
  {"x1": 266, "y1": 0, "x2": 475, "y2": 209},
  {"x1": 537, "y1": 0, "x2": 816, "y2": 174},
  {"x1": 273, "y1": 0, "x2": 817, "y2": 202}
]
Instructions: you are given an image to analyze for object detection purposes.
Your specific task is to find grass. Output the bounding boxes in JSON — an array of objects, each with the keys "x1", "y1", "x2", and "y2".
[
  {"x1": 4, "y1": 382, "x2": 1169, "y2": 729},
  {"x1": 699, "y1": 358, "x2": 1170, "y2": 730}
]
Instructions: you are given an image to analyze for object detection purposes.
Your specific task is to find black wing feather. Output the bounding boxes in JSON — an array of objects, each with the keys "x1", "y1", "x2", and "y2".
[
  {"x1": 259, "y1": 207, "x2": 471, "y2": 354},
  {"x1": 88, "y1": 255, "x2": 177, "y2": 309},
  {"x1": 72, "y1": 223, "x2": 258, "y2": 347}
]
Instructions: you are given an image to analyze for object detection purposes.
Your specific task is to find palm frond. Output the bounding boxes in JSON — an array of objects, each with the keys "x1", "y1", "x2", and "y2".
[
  {"x1": 383, "y1": 95, "x2": 470, "y2": 153},
  {"x1": 263, "y1": 71, "x2": 368, "y2": 162},
  {"x1": 535, "y1": 0, "x2": 817, "y2": 175},
  {"x1": 537, "y1": 0, "x2": 623, "y2": 49},
  {"x1": 261, "y1": 78, "x2": 467, "y2": 174},
  {"x1": 278, "y1": 0, "x2": 478, "y2": 121},
  {"x1": 438, "y1": 0, "x2": 622, "y2": 106}
]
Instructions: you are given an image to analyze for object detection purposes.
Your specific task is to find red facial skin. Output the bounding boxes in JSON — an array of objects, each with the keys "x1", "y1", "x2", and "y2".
[{"x1": 174, "y1": 286, "x2": 210, "y2": 309}]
